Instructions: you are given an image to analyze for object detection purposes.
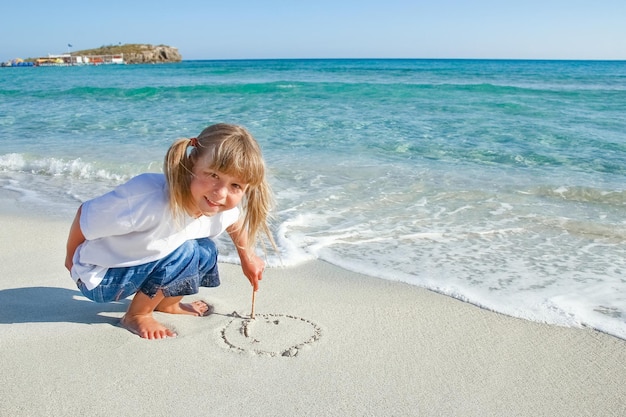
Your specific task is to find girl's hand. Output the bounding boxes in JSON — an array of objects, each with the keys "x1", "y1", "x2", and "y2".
[
  {"x1": 240, "y1": 252, "x2": 265, "y2": 292},
  {"x1": 227, "y1": 220, "x2": 265, "y2": 291}
]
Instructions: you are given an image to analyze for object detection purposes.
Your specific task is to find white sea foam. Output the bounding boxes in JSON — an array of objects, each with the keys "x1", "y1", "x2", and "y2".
[
  {"x1": 4, "y1": 150, "x2": 624, "y2": 339},
  {"x1": 0, "y1": 153, "x2": 130, "y2": 181}
]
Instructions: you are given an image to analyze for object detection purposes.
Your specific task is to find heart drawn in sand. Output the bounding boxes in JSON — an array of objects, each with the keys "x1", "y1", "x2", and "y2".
[{"x1": 221, "y1": 313, "x2": 322, "y2": 357}]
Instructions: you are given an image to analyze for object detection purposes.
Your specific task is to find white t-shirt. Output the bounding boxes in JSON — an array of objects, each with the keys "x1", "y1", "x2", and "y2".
[{"x1": 71, "y1": 173, "x2": 240, "y2": 290}]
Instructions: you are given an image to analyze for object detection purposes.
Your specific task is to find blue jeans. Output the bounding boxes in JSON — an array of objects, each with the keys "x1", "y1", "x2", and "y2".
[{"x1": 77, "y1": 238, "x2": 220, "y2": 303}]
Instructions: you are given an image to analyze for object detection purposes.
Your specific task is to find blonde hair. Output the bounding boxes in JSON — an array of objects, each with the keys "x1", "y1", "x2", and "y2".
[{"x1": 163, "y1": 123, "x2": 275, "y2": 252}]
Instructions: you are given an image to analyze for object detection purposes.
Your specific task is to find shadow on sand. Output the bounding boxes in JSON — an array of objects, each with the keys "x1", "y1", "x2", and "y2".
[{"x1": 0, "y1": 285, "x2": 129, "y2": 326}]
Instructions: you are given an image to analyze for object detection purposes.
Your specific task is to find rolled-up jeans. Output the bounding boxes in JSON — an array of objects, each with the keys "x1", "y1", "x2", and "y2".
[{"x1": 77, "y1": 238, "x2": 220, "y2": 303}]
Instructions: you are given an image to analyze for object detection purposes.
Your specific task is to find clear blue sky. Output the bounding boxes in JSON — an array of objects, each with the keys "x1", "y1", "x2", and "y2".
[{"x1": 2, "y1": 0, "x2": 625, "y2": 61}]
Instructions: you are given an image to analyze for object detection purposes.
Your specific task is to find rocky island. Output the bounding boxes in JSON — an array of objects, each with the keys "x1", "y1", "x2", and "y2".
[
  {"x1": 72, "y1": 43, "x2": 182, "y2": 64},
  {"x1": 2, "y1": 43, "x2": 182, "y2": 67}
]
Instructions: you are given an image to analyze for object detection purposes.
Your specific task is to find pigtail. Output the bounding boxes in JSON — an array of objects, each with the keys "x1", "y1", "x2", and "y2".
[
  {"x1": 242, "y1": 179, "x2": 277, "y2": 254},
  {"x1": 163, "y1": 138, "x2": 195, "y2": 220}
]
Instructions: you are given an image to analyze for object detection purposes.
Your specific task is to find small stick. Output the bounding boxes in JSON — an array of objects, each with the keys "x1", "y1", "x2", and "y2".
[{"x1": 251, "y1": 290, "x2": 257, "y2": 319}]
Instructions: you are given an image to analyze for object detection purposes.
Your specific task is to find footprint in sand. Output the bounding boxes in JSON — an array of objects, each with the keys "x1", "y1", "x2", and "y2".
[{"x1": 221, "y1": 313, "x2": 322, "y2": 357}]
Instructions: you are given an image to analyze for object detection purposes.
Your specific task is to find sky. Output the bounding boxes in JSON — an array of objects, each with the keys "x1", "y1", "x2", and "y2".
[{"x1": 2, "y1": 0, "x2": 626, "y2": 62}]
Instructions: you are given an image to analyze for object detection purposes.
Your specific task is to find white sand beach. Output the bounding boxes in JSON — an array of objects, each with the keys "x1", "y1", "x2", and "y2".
[{"x1": 1, "y1": 211, "x2": 625, "y2": 417}]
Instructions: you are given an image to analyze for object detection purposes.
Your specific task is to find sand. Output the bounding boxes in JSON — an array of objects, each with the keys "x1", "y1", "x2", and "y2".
[{"x1": 1, "y1": 211, "x2": 625, "y2": 417}]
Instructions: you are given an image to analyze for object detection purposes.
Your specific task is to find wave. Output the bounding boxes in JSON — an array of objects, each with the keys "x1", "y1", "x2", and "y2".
[
  {"x1": 4, "y1": 80, "x2": 624, "y2": 101},
  {"x1": 529, "y1": 185, "x2": 626, "y2": 206},
  {"x1": 0, "y1": 153, "x2": 136, "y2": 182}
]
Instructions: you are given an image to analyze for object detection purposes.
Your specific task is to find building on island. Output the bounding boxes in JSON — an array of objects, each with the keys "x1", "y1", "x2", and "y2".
[
  {"x1": 2, "y1": 54, "x2": 125, "y2": 67},
  {"x1": 34, "y1": 53, "x2": 125, "y2": 66}
]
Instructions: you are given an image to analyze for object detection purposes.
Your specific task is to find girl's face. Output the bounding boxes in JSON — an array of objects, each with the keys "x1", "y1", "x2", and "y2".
[{"x1": 189, "y1": 156, "x2": 248, "y2": 217}]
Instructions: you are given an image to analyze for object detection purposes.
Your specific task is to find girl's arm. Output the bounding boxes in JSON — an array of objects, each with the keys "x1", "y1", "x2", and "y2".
[
  {"x1": 227, "y1": 220, "x2": 265, "y2": 292},
  {"x1": 65, "y1": 205, "x2": 86, "y2": 272}
]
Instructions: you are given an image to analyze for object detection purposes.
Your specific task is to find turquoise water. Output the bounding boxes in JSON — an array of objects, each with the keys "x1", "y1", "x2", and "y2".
[{"x1": 1, "y1": 59, "x2": 625, "y2": 339}]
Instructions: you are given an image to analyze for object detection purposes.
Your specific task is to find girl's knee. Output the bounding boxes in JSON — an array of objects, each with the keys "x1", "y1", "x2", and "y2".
[
  {"x1": 196, "y1": 238, "x2": 218, "y2": 264},
  {"x1": 196, "y1": 237, "x2": 217, "y2": 252}
]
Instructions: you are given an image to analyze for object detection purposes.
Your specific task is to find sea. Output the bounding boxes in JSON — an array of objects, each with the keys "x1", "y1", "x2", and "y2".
[{"x1": 1, "y1": 59, "x2": 625, "y2": 340}]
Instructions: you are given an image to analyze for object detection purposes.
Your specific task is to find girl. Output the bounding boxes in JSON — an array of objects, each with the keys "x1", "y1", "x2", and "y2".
[{"x1": 65, "y1": 123, "x2": 275, "y2": 339}]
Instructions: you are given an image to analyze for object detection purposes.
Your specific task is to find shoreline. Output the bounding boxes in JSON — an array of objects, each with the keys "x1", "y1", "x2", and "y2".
[{"x1": 1, "y1": 211, "x2": 625, "y2": 416}]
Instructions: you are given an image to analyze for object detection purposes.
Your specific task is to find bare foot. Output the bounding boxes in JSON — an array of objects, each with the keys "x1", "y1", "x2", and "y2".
[
  {"x1": 120, "y1": 313, "x2": 177, "y2": 339},
  {"x1": 155, "y1": 300, "x2": 213, "y2": 317}
]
